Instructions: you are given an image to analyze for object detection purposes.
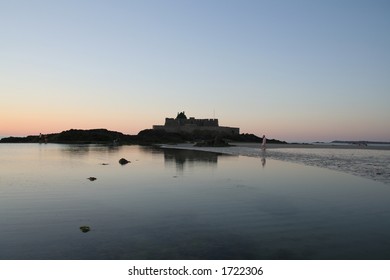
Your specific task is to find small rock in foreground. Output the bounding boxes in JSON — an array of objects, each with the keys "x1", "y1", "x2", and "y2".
[
  {"x1": 119, "y1": 158, "x2": 130, "y2": 165},
  {"x1": 80, "y1": 226, "x2": 90, "y2": 233}
]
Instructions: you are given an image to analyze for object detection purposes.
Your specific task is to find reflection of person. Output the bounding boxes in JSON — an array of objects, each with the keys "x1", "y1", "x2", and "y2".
[
  {"x1": 261, "y1": 135, "x2": 266, "y2": 150},
  {"x1": 261, "y1": 154, "x2": 266, "y2": 168}
]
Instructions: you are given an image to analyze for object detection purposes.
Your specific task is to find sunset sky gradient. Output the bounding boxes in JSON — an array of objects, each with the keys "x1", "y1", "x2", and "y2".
[{"x1": 1, "y1": 0, "x2": 389, "y2": 142}]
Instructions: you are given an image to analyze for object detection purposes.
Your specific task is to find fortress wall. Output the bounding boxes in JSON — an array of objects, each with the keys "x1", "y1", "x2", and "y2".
[
  {"x1": 154, "y1": 115, "x2": 238, "y2": 135},
  {"x1": 153, "y1": 125, "x2": 239, "y2": 135}
]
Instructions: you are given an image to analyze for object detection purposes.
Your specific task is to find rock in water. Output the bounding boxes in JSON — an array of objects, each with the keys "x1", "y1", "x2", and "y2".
[
  {"x1": 87, "y1": 177, "x2": 97, "y2": 181},
  {"x1": 119, "y1": 158, "x2": 130, "y2": 165},
  {"x1": 80, "y1": 226, "x2": 90, "y2": 233}
]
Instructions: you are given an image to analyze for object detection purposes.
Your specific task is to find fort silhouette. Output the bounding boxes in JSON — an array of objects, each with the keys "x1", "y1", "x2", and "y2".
[{"x1": 153, "y1": 112, "x2": 239, "y2": 135}]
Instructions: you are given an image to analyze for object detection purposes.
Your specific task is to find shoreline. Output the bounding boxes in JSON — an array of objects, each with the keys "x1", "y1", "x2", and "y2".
[
  {"x1": 229, "y1": 142, "x2": 390, "y2": 150},
  {"x1": 161, "y1": 142, "x2": 390, "y2": 185},
  {"x1": 161, "y1": 141, "x2": 390, "y2": 152}
]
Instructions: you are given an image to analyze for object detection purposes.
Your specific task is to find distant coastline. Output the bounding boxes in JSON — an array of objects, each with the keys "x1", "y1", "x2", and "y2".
[{"x1": 331, "y1": 140, "x2": 390, "y2": 145}]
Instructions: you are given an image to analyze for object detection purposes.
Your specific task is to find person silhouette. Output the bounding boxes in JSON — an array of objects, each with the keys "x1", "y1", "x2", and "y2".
[{"x1": 261, "y1": 135, "x2": 266, "y2": 150}]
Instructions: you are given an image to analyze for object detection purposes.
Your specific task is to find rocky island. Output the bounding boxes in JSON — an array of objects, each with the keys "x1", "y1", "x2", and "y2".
[
  {"x1": 0, "y1": 112, "x2": 287, "y2": 145},
  {"x1": 0, "y1": 128, "x2": 286, "y2": 146}
]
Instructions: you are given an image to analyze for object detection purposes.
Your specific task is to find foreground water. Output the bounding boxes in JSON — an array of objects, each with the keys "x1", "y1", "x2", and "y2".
[{"x1": 1, "y1": 144, "x2": 390, "y2": 259}]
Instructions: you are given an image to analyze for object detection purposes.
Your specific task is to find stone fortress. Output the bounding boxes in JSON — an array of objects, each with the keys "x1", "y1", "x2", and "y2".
[{"x1": 153, "y1": 112, "x2": 240, "y2": 135}]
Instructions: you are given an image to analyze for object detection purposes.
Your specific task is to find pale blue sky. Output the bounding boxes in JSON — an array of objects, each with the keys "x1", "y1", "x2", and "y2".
[{"x1": 1, "y1": 0, "x2": 389, "y2": 142}]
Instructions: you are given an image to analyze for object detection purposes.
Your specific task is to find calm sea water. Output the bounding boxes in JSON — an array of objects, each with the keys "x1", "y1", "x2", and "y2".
[{"x1": 1, "y1": 144, "x2": 390, "y2": 260}]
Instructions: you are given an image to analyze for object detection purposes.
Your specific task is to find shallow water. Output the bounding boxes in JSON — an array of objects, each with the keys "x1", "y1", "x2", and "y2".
[{"x1": 1, "y1": 144, "x2": 390, "y2": 259}]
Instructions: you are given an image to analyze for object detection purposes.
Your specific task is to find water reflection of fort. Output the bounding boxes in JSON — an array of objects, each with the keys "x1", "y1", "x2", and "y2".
[
  {"x1": 163, "y1": 148, "x2": 226, "y2": 172},
  {"x1": 59, "y1": 144, "x2": 120, "y2": 156}
]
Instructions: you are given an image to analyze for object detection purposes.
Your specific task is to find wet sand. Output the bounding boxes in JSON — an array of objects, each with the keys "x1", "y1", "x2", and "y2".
[
  {"x1": 230, "y1": 142, "x2": 390, "y2": 150},
  {"x1": 161, "y1": 142, "x2": 390, "y2": 185}
]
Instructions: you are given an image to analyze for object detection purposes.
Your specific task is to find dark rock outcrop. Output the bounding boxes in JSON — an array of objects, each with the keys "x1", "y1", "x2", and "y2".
[
  {"x1": 137, "y1": 129, "x2": 188, "y2": 144},
  {"x1": 0, "y1": 129, "x2": 137, "y2": 144},
  {"x1": 51, "y1": 129, "x2": 134, "y2": 144},
  {"x1": 119, "y1": 158, "x2": 130, "y2": 165}
]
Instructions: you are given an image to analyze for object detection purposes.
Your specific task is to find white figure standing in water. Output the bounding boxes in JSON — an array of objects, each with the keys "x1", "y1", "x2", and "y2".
[{"x1": 261, "y1": 135, "x2": 266, "y2": 150}]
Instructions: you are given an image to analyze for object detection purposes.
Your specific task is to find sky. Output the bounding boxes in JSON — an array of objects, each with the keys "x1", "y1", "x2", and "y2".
[{"x1": 1, "y1": 0, "x2": 389, "y2": 142}]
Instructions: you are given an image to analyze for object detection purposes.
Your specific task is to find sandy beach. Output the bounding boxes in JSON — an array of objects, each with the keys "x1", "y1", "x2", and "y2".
[
  {"x1": 231, "y1": 142, "x2": 390, "y2": 150},
  {"x1": 161, "y1": 141, "x2": 390, "y2": 153},
  {"x1": 161, "y1": 142, "x2": 390, "y2": 185}
]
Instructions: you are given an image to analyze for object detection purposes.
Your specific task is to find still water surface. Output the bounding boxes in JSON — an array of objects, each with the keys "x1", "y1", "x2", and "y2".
[{"x1": 1, "y1": 144, "x2": 390, "y2": 259}]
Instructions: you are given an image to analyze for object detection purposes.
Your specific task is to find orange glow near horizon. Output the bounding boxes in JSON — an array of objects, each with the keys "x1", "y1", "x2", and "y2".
[{"x1": 3, "y1": 108, "x2": 389, "y2": 143}]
